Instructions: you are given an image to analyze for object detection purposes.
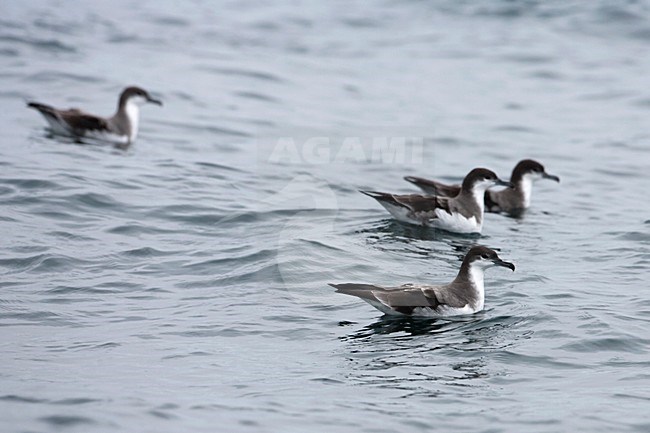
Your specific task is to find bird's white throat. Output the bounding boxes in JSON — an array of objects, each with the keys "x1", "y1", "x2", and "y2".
[
  {"x1": 519, "y1": 174, "x2": 535, "y2": 208},
  {"x1": 468, "y1": 263, "x2": 486, "y2": 310},
  {"x1": 125, "y1": 99, "x2": 140, "y2": 142},
  {"x1": 471, "y1": 183, "x2": 491, "y2": 214}
]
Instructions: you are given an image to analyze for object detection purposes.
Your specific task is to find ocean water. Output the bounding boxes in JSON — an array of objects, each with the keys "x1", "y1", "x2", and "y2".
[{"x1": 2, "y1": 0, "x2": 650, "y2": 431}]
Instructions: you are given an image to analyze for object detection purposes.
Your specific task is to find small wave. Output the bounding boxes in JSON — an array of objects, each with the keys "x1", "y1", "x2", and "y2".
[
  {"x1": 500, "y1": 53, "x2": 555, "y2": 64},
  {"x1": 182, "y1": 248, "x2": 277, "y2": 274},
  {"x1": 494, "y1": 350, "x2": 584, "y2": 369},
  {"x1": 0, "y1": 48, "x2": 19, "y2": 57},
  {"x1": 121, "y1": 247, "x2": 176, "y2": 258},
  {"x1": 493, "y1": 124, "x2": 539, "y2": 133},
  {"x1": 0, "y1": 394, "x2": 45, "y2": 403},
  {"x1": 0, "y1": 178, "x2": 61, "y2": 190},
  {"x1": 197, "y1": 65, "x2": 284, "y2": 83},
  {"x1": 51, "y1": 398, "x2": 101, "y2": 405},
  {"x1": 616, "y1": 231, "x2": 650, "y2": 242},
  {"x1": 181, "y1": 260, "x2": 282, "y2": 288},
  {"x1": 151, "y1": 16, "x2": 190, "y2": 27},
  {"x1": 39, "y1": 415, "x2": 95, "y2": 427},
  {"x1": 528, "y1": 70, "x2": 564, "y2": 80},
  {"x1": 560, "y1": 337, "x2": 647, "y2": 354},
  {"x1": 42, "y1": 285, "x2": 119, "y2": 295},
  {"x1": 106, "y1": 223, "x2": 175, "y2": 236},
  {"x1": 0, "y1": 309, "x2": 77, "y2": 327},
  {"x1": 157, "y1": 119, "x2": 251, "y2": 138},
  {"x1": 25, "y1": 70, "x2": 104, "y2": 84},
  {"x1": 234, "y1": 90, "x2": 279, "y2": 103},
  {"x1": 0, "y1": 34, "x2": 76, "y2": 52},
  {"x1": 68, "y1": 192, "x2": 123, "y2": 209},
  {"x1": 194, "y1": 161, "x2": 246, "y2": 173}
]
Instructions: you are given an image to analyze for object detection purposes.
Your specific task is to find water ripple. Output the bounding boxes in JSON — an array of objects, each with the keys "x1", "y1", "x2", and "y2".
[
  {"x1": 39, "y1": 415, "x2": 95, "y2": 427},
  {"x1": 0, "y1": 34, "x2": 76, "y2": 52}
]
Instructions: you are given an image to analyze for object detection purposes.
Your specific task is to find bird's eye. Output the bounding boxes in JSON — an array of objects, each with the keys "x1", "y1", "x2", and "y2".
[{"x1": 481, "y1": 254, "x2": 489, "y2": 259}]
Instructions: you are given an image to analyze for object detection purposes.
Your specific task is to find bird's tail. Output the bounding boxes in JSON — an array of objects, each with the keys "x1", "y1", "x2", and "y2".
[
  {"x1": 329, "y1": 283, "x2": 383, "y2": 301},
  {"x1": 27, "y1": 102, "x2": 56, "y2": 115},
  {"x1": 359, "y1": 190, "x2": 393, "y2": 200}
]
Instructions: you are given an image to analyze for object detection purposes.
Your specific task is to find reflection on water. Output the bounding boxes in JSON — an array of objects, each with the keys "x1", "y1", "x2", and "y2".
[
  {"x1": 340, "y1": 312, "x2": 531, "y2": 347},
  {"x1": 336, "y1": 314, "x2": 528, "y2": 401},
  {"x1": 336, "y1": 313, "x2": 536, "y2": 406},
  {"x1": 356, "y1": 219, "x2": 482, "y2": 263},
  {"x1": 359, "y1": 219, "x2": 480, "y2": 242},
  {"x1": 341, "y1": 314, "x2": 478, "y2": 339}
]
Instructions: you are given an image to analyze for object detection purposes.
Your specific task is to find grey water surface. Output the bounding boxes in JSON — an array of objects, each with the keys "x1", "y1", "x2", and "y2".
[{"x1": 2, "y1": 1, "x2": 650, "y2": 432}]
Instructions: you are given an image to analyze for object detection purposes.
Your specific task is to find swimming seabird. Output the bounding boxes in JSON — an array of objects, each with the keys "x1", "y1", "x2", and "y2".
[
  {"x1": 331, "y1": 245, "x2": 515, "y2": 317},
  {"x1": 27, "y1": 86, "x2": 162, "y2": 145},
  {"x1": 405, "y1": 159, "x2": 560, "y2": 214},
  {"x1": 361, "y1": 168, "x2": 511, "y2": 234}
]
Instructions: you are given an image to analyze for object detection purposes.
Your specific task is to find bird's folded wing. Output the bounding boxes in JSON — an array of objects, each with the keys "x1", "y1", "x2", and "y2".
[
  {"x1": 330, "y1": 283, "x2": 385, "y2": 293},
  {"x1": 331, "y1": 283, "x2": 440, "y2": 309},
  {"x1": 405, "y1": 176, "x2": 461, "y2": 197},
  {"x1": 329, "y1": 283, "x2": 386, "y2": 301},
  {"x1": 422, "y1": 286, "x2": 467, "y2": 308},
  {"x1": 60, "y1": 110, "x2": 109, "y2": 132},
  {"x1": 393, "y1": 194, "x2": 450, "y2": 215},
  {"x1": 373, "y1": 286, "x2": 439, "y2": 308}
]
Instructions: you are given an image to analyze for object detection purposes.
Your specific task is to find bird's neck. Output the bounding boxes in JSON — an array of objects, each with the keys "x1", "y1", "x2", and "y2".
[
  {"x1": 460, "y1": 185, "x2": 488, "y2": 213},
  {"x1": 115, "y1": 99, "x2": 140, "y2": 142},
  {"x1": 516, "y1": 176, "x2": 533, "y2": 208},
  {"x1": 455, "y1": 262, "x2": 485, "y2": 309},
  {"x1": 468, "y1": 264, "x2": 485, "y2": 297}
]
